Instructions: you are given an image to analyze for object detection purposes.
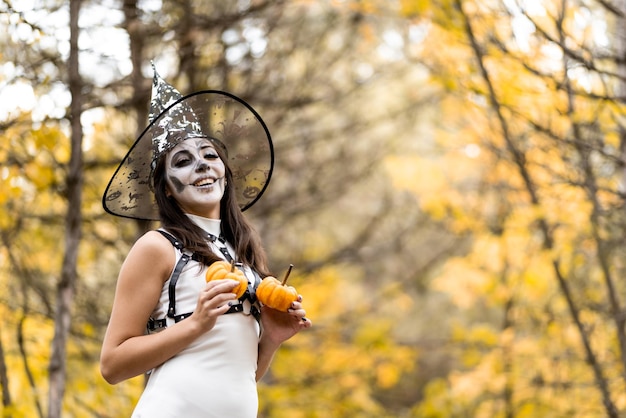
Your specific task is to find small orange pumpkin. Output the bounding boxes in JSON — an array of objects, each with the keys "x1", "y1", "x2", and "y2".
[
  {"x1": 257, "y1": 264, "x2": 299, "y2": 312},
  {"x1": 205, "y1": 260, "x2": 248, "y2": 299}
]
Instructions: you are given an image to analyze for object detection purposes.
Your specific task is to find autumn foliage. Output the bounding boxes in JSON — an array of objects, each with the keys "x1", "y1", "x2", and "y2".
[{"x1": 1, "y1": 0, "x2": 625, "y2": 417}]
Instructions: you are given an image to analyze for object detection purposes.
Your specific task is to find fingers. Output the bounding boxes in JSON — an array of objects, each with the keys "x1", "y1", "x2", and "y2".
[
  {"x1": 199, "y1": 279, "x2": 239, "y2": 311},
  {"x1": 192, "y1": 279, "x2": 249, "y2": 333},
  {"x1": 287, "y1": 297, "x2": 311, "y2": 326},
  {"x1": 205, "y1": 279, "x2": 239, "y2": 295}
]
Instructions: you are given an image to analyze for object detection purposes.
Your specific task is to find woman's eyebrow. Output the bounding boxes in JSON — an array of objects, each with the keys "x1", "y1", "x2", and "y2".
[
  {"x1": 170, "y1": 149, "x2": 191, "y2": 160},
  {"x1": 199, "y1": 144, "x2": 216, "y2": 152}
]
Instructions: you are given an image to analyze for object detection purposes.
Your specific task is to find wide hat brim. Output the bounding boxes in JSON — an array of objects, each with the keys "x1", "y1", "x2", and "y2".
[{"x1": 102, "y1": 90, "x2": 274, "y2": 221}]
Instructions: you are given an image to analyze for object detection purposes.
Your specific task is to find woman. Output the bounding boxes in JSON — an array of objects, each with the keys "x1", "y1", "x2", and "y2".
[{"x1": 100, "y1": 66, "x2": 311, "y2": 417}]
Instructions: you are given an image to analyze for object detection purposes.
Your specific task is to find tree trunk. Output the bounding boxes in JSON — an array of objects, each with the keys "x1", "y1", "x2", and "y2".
[
  {"x1": 121, "y1": 0, "x2": 153, "y2": 244},
  {"x1": 0, "y1": 329, "x2": 11, "y2": 416},
  {"x1": 617, "y1": 1, "x2": 626, "y2": 191},
  {"x1": 48, "y1": 0, "x2": 84, "y2": 416}
]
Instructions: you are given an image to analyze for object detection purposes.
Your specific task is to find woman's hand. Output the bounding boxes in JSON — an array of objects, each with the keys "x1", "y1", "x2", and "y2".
[
  {"x1": 256, "y1": 295, "x2": 312, "y2": 381},
  {"x1": 189, "y1": 279, "x2": 239, "y2": 333},
  {"x1": 260, "y1": 295, "x2": 312, "y2": 347}
]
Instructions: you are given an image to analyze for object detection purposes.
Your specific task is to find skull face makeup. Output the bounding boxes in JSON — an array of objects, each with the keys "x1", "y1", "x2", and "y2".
[{"x1": 164, "y1": 137, "x2": 227, "y2": 219}]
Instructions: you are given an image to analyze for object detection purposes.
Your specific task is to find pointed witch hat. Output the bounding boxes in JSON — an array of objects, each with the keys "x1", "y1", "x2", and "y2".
[{"x1": 102, "y1": 65, "x2": 274, "y2": 220}]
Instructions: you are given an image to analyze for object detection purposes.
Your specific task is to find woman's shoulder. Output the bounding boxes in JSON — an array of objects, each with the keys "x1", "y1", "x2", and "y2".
[
  {"x1": 117, "y1": 230, "x2": 177, "y2": 287},
  {"x1": 127, "y1": 230, "x2": 177, "y2": 261}
]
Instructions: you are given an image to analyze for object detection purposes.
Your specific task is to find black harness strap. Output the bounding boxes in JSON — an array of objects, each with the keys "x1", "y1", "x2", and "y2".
[
  {"x1": 147, "y1": 229, "x2": 260, "y2": 332},
  {"x1": 156, "y1": 230, "x2": 200, "y2": 322},
  {"x1": 208, "y1": 234, "x2": 234, "y2": 263}
]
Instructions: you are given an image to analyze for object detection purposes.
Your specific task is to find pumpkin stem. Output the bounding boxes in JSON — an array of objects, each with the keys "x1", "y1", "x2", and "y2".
[
  {"x1": 281, "y1": 264, "x2": 294, "y2": 285},
  {"x1": 230, "y1": 260, "x2": 236, "y2": 272}
]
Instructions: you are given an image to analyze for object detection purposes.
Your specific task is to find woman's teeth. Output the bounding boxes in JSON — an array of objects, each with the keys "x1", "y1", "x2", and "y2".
[{"x1": 193, "y1": 178, "x2": 215, "y2": 187}]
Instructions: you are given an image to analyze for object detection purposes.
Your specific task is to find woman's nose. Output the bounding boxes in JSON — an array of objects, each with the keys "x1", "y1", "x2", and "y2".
[{"x1": 196, "y1": 161, "x2": 209, "y2": 172}]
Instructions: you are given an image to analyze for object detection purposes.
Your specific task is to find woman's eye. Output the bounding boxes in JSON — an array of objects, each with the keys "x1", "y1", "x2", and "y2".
[
  {"x1": 174, "y1": 158, "x2": 191, "y2": 167},
  {"x1": 204, "y1": 153, "x2": 219, "y2": 160}
]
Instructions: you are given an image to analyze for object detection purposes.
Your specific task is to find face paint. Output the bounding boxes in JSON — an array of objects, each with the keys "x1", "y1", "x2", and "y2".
[
  {"x1": 168, "y1": 175, "x2": 186, "y2": 194},
  {"x1": 164, "y1": 137, "x2": 227, "y2": 218}
]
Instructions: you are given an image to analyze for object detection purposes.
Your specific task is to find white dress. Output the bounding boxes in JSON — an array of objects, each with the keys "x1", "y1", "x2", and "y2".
[{"x1": 131, "y1": 215, "x2": 261, "y2": 418}]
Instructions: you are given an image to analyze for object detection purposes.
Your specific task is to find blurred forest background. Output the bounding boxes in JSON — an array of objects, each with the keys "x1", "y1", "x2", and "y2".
[{"x1": 1, "y1": 0, "x2": 625, "y2": 417}]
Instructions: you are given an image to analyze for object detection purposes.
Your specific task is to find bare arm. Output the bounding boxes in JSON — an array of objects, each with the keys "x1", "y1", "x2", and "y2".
[
  {"x1": 100, "y1": 231, "x2": 239, "y2": 384},
  {"x1": 256, "y1": 298, "x2": 311, "y2": 381}
]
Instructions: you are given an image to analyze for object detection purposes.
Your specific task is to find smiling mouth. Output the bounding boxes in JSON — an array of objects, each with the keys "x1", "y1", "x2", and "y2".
[{"x1": 192, "y1": 177, "x2": 217, "y2": 188}]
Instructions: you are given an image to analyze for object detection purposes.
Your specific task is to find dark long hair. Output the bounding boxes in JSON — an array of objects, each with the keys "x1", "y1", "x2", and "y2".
[{"x1": 152, "y1": 141, "x2": 271, "y2": 277}]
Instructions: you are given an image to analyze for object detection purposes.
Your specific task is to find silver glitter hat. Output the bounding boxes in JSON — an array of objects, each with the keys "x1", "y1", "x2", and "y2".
[{"x1": 102, "y1": 65, "x2": 274, "y2": 220}]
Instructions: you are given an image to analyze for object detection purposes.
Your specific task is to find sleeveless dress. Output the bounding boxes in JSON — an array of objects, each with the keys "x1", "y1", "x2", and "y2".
[{"x1": 131, "y1": 215, "x2": 261, "y2": 418}]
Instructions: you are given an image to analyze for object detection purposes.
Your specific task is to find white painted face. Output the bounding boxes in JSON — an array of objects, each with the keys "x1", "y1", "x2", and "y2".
[{"x1": 164, "y1": 137, "x2": 227, "y2": 219}]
